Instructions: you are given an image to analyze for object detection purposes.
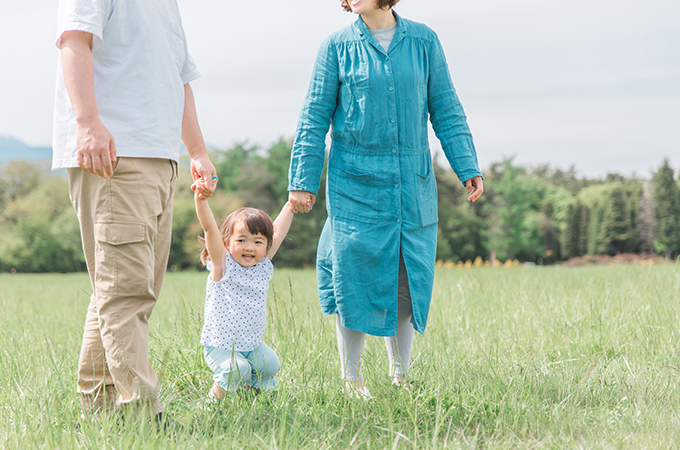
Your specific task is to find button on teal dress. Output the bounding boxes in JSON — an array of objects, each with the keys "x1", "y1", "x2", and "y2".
[{"x1": 289, "y1": 13, "x2": 481, "y2": 336}]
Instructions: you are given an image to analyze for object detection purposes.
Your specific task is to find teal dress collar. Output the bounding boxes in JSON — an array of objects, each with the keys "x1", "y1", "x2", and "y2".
[{"x1": 353, "y1": 10, "x2": 409, "y2": 55}]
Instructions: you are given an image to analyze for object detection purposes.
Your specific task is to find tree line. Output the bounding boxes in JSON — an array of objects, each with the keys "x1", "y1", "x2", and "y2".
[{"x1": 1, "y1": 140, "x2": 679, "y2": 273}]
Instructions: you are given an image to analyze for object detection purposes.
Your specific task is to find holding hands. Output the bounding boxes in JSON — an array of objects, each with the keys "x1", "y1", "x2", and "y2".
[
  {"x1": 191, "y1": 155, "x2": 218, "y2": 199},
  {"x1": 288, "y1": 190, "x2": 316, "y2": 213},
  {"x1": 192, "y1": 175, "x2": 217, "y2": 200}
]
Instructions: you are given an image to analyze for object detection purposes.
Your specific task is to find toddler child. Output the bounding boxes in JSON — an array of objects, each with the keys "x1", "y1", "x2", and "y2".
[{"x1": 194, "y1": 177, "x2": 296, "y2": 399}]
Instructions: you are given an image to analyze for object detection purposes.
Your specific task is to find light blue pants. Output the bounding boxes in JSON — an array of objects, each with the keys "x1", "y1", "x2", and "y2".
[{"x1": 204, "y1": 342, "x2": 280, "y2": 393}]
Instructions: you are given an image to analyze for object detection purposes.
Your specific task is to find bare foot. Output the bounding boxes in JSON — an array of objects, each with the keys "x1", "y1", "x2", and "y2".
[{"x1": 209, "y1": 382, "x2": 226, "y2": 400}]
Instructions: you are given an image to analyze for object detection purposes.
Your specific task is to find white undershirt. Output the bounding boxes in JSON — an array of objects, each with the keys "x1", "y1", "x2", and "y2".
[{"x1": 369, "y1": 22, "x2": 398, "y2": 52}]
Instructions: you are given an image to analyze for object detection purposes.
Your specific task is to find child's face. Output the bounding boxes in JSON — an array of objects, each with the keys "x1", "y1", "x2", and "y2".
[{"x1": 226, "y1": 220, "x2": 269, "y2": 267}]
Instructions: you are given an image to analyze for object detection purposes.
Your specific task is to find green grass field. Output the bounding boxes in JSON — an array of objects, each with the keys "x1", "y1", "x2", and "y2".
[{"x1": 2, "y1": 263, "x2": 680, "y2": 449}]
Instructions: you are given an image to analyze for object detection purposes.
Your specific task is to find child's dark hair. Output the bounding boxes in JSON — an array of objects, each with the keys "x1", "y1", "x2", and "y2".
[
  {"x1": 199, "y1": 207, "x2": 274, "y2": 265},
  {"x1": 340, "y1": 0, "x2": 399, "y2": 12}
]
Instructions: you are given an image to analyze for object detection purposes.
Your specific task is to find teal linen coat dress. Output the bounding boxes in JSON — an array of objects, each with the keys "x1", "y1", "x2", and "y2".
[{"x1": 288, "y1": 13, "x2": 482, "y2": 337}]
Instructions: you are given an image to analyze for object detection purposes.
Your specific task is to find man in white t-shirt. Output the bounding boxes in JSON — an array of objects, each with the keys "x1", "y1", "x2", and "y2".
[{"x1": 53, "y1": 0, "x2": 216, "y2": 422}]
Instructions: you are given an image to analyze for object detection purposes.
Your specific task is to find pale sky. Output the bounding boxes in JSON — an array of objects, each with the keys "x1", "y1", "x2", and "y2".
[{"x1": 1, "y1": 0, "x2": 678, "y2": 178}]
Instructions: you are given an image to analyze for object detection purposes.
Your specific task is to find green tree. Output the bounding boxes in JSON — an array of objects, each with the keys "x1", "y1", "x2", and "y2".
[
  {"x1": 212, "y1": 144, "x2": 259, "y2": 193},
  {"x1": 0, "y1": 176, "x2": 85, "y2": 272},
  {"x1": 561, "y1": 201, "x2": 582, "y2": 259},
  {"x1": 434, "y1": 165, "x2": 485, "y2": 262},
  {"x1": 579, "y1": 184, "x2": 612, "y2": 255},
  {"x1": 635, "y1": 181, "x2": 655, "y2": 254},
  {"x1": 168, "y1": 190, "x2": 203, "y2": 271},
  {"x1": 598, "y1": 184, "x2": 632, "y2": 255},
  {"x1": 484, "y1": 159, "x2": 550, "y2": 262},
  {"x1": 0, "y1": 160, "x2": 46, "y2": 202},
  {"x1": 652, "y1": 159, "x2": 680, "y2": 259},
  {"x1": 267, "y1": 140, "x2": 327, "y2": 268},
  {"x1": 578, "y1": 203, "x2": 590, "y2": 255}
]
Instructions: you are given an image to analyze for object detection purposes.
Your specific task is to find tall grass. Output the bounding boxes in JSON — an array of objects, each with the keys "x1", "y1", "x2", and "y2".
[{"x1": 1, "y1": 263, "x2": 680, "y2": 449}]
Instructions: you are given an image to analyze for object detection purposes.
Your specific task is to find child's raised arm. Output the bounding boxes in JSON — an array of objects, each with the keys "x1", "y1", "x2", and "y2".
[
  {"x1": 195, "y1": 180, "x2": 226, "y2": 281},
  {"x1": 267, "y1": 201, "x2": 295, "y2": 260}
]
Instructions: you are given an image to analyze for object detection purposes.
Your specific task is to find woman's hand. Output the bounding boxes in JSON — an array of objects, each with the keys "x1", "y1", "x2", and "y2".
[
  {"x1": 465, "y1": 176, "x2": 484, "y2": 202},
  {"x1": 289, "y1": 190, "x2": 316, "y2": 213}
]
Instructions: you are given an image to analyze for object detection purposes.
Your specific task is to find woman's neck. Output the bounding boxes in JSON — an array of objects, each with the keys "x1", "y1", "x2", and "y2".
[{"x1": 361, "y1": 8, "x2": 396, "y2": 30}]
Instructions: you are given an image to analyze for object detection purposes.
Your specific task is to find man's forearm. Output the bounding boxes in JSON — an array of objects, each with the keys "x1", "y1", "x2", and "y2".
[
  {"x1": 61, "y1": 31, "x2": 99, "y2": 125},
  {"x1": 182, "y1": 83, "x2": 208, "y2": 160}
]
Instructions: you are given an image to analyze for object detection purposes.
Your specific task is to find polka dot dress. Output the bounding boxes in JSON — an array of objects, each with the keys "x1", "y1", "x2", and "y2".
[{"x1": 200, "y1": 250, "x2": 274, "y2": 352}]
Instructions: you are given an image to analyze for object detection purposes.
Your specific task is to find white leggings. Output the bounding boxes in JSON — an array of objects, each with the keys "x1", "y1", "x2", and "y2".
[{"x1": 336, "y1": 253, "x2": 415, "y2": 381}]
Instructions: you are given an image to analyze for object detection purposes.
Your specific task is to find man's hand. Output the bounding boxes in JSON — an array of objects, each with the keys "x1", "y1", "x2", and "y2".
[
  {"x1": 465, "y1": 176, "x2": 484, "y2": 202},
  {"x1": 289, "y1": 190, "x2": 316, "y2": 213},
  {"x1": 61, "y1": 30, "x2": 117, "y2": 177},
  {"x1": 76, "y1": 119, "x2": 117, "y2": 177},
  {"x1": 182, "y1": 83, "x2": 216, "y2": 199},
  {"x1": 191, "y1": 155, "x2": 217, "y2": 199}
]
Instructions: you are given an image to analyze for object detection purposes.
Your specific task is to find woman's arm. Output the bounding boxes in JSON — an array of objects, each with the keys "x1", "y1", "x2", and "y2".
[
  {"x1": 267, "y1": 202, "x2": 295, "y2": 260},
  {"x1": 288, "y1": 37, "x2": 339, "y2": 206},
  {"x1": 426, "y1": 33, "x2": 483, "y2": 191},
  {"x1": 195, "y1": 185, "x2": 226, "y2": 281}
]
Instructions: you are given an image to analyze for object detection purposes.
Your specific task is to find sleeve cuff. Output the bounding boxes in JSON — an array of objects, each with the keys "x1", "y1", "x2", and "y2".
[
  {"x1": 55, "y1": 21, "x2": 104, "y2": 52},
  {"x1": 181, "y1": 69, "x2": 201, "y2": 85},
  {"x1": 456, "y1": 171, "x2": 483, "y2": 186}
]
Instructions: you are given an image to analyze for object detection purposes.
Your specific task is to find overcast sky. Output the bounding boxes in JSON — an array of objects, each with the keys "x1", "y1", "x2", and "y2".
[{"x1": 1, "y1": 0, "x2": 678, "y2": 178}]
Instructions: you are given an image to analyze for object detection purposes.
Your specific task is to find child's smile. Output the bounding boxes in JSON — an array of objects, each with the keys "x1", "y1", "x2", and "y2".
[{"x1": 227, "y1": 220, "x2": 269, "y2": 267}]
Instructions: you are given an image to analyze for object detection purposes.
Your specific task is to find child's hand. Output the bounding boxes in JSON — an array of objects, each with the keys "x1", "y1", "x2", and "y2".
[
  {"x1": 192, "y1": 179, "x2": 207, "y2": 199},
  {"x1": 192, "y1": 176, "x2": 217, "y2": 200}
]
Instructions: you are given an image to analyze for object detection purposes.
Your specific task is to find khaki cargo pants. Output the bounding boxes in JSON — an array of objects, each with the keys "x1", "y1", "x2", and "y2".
[{"x1": 68, "y1": 157, "x2": 177, "y2": 416}]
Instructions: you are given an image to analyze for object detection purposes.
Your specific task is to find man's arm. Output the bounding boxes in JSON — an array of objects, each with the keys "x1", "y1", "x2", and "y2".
[
  {"x1": 60, "y1": 30, "x2": 116, "y2": 177},
  {"x1": 182, "y1": 83, "x2": 217, "y2": 199}
]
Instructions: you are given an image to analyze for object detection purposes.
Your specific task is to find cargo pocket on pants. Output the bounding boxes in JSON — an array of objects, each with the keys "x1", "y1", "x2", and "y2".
[{"x1": 94, "y1": 222, "x2": 151, "y2": 296}]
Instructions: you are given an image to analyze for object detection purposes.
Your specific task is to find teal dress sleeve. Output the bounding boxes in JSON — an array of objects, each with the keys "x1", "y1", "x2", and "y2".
[
  {"x1": 427, "y1": 33, "x2": 482, "y2": 186},
  {"x1": 288, "y1": 37, "x2": 339, "y2": 195}
]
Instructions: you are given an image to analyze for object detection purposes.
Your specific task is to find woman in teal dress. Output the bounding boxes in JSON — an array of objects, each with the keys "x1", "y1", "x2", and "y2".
[{"x1": 288, "y1": 0, "x2": 483, "y2": 397}]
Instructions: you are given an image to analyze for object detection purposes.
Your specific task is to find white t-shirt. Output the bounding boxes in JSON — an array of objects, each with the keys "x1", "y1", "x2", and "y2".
[
  {"x1": 52, "y1": 0, "x2": 201, "y2": 170},
  {"x1": 200, "y1": 251, "x2": 274, "y2": 353}
]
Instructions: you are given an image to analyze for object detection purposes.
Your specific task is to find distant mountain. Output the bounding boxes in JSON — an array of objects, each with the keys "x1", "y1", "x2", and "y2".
[{"x1": 0, "y1": 136, "x2": 52, "y2": 163}]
